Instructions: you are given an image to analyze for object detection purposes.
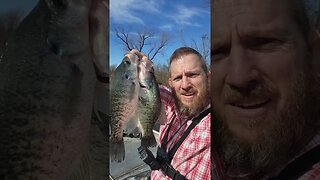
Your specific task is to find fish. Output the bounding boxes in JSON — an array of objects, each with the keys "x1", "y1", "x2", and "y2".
[
  {"x1": 0, "y1": 0, "x2": 109, "y2": 179},
  {"x1": 109, "y1": 50, "x2": 161, "y2": 163},
  {"x1": 136, "y1": 55, "x2": 161, "y2": 148},
  {"x1": 88, "y1": 0, "x2": 111, "y2": 179},
  {"x1": 110, "y1": 51, "x2": 140, "y2": 162}
]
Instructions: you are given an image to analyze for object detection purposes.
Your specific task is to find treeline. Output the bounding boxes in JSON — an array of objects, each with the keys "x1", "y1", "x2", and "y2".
[{"x1": 154, "y1": 63, "x2": 169, "y2": 86}]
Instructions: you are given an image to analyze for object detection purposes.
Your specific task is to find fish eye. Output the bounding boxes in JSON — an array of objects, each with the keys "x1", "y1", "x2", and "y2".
[{"x1": 124, "y1": 59, "x2": 131, "y2": 64}]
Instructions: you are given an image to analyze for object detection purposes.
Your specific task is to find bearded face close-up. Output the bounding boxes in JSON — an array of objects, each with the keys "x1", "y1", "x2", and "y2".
[
  {"x1": 169, "y1": 53, "x2": 210, "y2": 117},
  {"x1": 211, "y1": 0, "x2": 320, "y2": 174}
]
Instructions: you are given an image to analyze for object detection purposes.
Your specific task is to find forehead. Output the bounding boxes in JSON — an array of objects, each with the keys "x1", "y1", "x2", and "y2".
[
  {"x1": 170, "y1": 54, "x2": 203, "y2": 73},
  {"x1": 211, "y1": 0, "x2": 295, "y2": 39}
]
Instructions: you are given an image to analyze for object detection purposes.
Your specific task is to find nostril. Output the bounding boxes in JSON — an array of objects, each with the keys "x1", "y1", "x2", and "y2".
[
  {"x1": 229, "y1": 80, "x2": 260, "y2": 95},
  {"x1": 181, "y1": 86, "x2": 192, "y2": 92}
]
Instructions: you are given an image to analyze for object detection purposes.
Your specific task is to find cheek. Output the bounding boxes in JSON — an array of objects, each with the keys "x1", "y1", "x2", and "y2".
[
  {"x1": 192, "y1": 77, "x2": 209, "y2": 94},
  {"x1": 258, "y1": 53, "x2": 293, "y2": 81},
  {"x1": 211, "y1": 64, "x2": 226, "y2": 103},
  {"x1": 255, "y1": 52, "x2": 296, "y2": 109},
  {"x1": 171, "y1": 83, "x2": 181, "y2": 95}
]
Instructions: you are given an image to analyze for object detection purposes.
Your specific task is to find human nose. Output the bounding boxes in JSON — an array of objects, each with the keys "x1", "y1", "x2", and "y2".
[
  {"x1": 181, "y1": 75, "x2": 191, "y2": 90},
  {"x1": 225, "y1": 45, "x2": 259, "y2": 93}
]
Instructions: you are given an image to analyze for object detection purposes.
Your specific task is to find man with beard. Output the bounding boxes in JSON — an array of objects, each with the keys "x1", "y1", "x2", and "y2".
[
  {"x1": 145, "y1": 47, "x2": 223, "y2": 179},
  {"x1": 211, "y1": 0, "x2": 320, "y2": 179}
]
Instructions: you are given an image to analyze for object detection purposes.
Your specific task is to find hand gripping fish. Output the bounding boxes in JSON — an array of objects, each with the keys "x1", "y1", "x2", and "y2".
[{"x1": 110, "y1": 50, "x2": 161, "y2": 163}]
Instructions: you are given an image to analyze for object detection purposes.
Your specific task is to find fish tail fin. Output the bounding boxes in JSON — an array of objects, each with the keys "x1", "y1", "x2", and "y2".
[{"x1": 109, "y1": 139, "x2": 125, "y2": 163}]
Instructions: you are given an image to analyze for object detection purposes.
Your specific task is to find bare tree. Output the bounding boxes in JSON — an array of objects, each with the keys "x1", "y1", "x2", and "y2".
[
  {"x1": 114, "y1": 27, "x2": 170, "y2": 61},
  {"x1": 179, "y1": 30, "x2": 210, "y2": 67},
  {"x1": 154, "y1": 62, "x2": 169, "y2": 86}
]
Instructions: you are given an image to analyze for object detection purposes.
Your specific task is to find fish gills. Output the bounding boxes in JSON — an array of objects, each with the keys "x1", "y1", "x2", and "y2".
[
  {"x1": 110, "y1": 53, "x2": 140, "y2": 162},
  {"x1": 137, "y1": 56, "x2": 161, "y2": 148}
]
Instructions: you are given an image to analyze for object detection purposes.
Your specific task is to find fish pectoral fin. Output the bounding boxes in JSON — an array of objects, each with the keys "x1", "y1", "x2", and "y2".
[
  {"x1": 124, "y1": 116, "x2": 139, "y2": 134},
  {"x1": 138, "y1": 96, "x2": 148, "y2": 106}
]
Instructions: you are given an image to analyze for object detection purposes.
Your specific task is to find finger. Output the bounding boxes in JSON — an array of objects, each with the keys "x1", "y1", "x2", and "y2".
[{"x1": 125, "y1": 51, "x2": 139, "y2": 62}]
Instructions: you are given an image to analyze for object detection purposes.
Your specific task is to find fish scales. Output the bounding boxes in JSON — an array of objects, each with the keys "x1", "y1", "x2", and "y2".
[
  {"x1": 110, "y1": 53, "x2": 140, "y2": 162},
  {"x1": 137, "y1": 56, "x2": 161, "y2": 148},
  {"x1": 110, "y1": 50, "x2": 161, "y2": 163},
  {"x1": 0, "y1": 0, "x2": 109, "y2": 179}
]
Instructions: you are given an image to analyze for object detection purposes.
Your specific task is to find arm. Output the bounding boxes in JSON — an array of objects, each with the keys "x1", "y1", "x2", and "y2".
[
  {"x1": 159, "y1": 84, "x2": 174, "y2": 107},
  {"x1": 156, "y1": 84, "x2": 175, "y2": 125}
]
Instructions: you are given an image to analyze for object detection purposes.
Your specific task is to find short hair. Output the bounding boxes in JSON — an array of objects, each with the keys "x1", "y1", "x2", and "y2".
[
  {"x1": 169, "y1": 47, "x2": 208, "y2": 74},
  {"x1": 289, "y1": 0, "x2": 311, "y2": 38},
  {"x1": 212, "y1": 0, "x2": 319, "y2": 39}
]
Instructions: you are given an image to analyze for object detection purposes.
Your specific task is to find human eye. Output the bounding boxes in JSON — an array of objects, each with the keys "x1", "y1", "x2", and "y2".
[
  {"x1": 191, "y1": 73, "x2": 198, "y2": 78},
  {"x1": 246, "y1": 36, "x2": 284, "y2": 51},
  {"x1": 189, "y1": 72, "x2": 200, "y2": 78},
  {"x1": 211, "y1": 47, "x2": 230, "y2": 62},
  {"x1": 173, "y1": 75, "x2": 182, "y2": 82}
]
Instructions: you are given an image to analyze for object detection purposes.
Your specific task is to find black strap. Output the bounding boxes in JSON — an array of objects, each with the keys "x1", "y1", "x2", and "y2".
[
  {"x1": 167, "y1": 107, "x2": 212, "y2": 161},
  {"x1": 157, "y1": 107, "x2": 212, "y2": 180},
  {"x1": 269, "y1": 144, "x2": 320, "y2": 180},
  {"x1": 160, "y1": 162, "x2": 187, "y2": 180}
]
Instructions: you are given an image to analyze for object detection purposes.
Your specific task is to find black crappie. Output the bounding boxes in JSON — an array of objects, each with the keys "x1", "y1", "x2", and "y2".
[
  {"x1": 110, "y1": 51, "x2": 140, "y2": 162},
  {"x1": 110, "y1": 50, "x2": 161, "y2": 163},
  {"x1": 137, "y1": 56, "x2": 161, "y2": 148},
  {"x1": 0, "y1": 0, "x2": 109, "y2": 179}
]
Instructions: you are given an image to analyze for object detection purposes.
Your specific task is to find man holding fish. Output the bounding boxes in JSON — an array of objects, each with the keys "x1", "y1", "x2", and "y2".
[
  {"x1": 110, "y1": 47, "x2": 223, "y2": 179},
  {"x1": 147, "y1": 47, "x2": 223, "y2": 179}
]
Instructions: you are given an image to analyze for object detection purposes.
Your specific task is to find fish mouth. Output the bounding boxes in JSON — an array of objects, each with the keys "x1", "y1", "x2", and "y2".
[{"x1": 139, "y1": 82, "x2": 150, "y2": 89}]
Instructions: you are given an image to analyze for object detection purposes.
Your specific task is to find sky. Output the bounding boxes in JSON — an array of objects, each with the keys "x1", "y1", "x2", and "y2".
[
  {"x1": 0, "y1": 0, "x2": 38, "y2": 18},
  {"x1": 0, "y1": 0, "x2": 210, "y2": 68},
  {"x1": 2, "y1": 0, "x2": 319, "y2": 67},
  {"x1": 110, "y1": 0, "x2": 210, "y2": 67}
]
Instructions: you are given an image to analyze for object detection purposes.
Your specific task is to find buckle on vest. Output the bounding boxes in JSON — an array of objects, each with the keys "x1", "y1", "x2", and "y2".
[{"x1": 138, "y1": 146, "x2": 160, "y2": 170}]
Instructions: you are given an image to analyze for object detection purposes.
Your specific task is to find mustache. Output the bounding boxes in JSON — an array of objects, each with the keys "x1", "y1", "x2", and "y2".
[{"x1": 222, "y1": 83, "x2": 277, "y2": 104}]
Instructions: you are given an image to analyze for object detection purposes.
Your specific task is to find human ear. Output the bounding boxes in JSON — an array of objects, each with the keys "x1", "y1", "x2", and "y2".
[
  {"x1": 168, "y1": 78, "x2": 173, "y2": 87},
  {"x1": 207, "y1": 70, "x2": 211, "y2": 84}
]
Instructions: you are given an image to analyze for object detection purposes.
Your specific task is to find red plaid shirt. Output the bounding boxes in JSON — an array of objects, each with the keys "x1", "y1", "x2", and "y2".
[
  {"x1": 300, "y1": 162, "x2": 320, "y2": 180},
  {"x1": 150, "y1": 85, "x2": 223, "y2": 180}
]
